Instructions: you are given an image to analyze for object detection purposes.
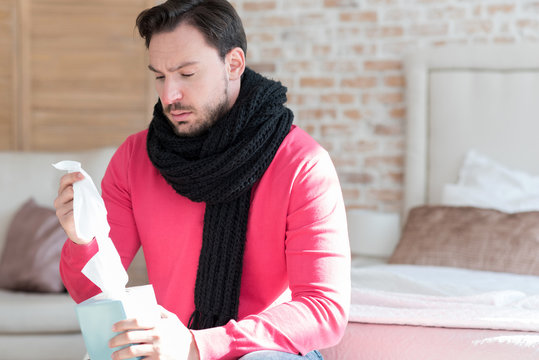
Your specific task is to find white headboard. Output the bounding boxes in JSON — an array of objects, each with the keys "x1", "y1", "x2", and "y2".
[{"x1": 403, "y1": 44, "x2": 539, "y2": 218}]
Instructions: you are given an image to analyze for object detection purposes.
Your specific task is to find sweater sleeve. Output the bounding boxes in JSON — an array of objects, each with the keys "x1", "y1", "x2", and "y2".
[
  {"x1": 59, "y1": 139, "x2": 141, "y2": 303},
  {"x1": 192, "y1": 149, "x2": 351, "y2": 359},
  {"x1": 59, "y1": 238, "x2": 100, "y2": 303}
]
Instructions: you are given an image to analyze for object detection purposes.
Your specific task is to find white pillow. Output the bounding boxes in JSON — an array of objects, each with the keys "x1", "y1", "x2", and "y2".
[{"x1": 442, "y1": 150, "x2": 539, "y2": 213}]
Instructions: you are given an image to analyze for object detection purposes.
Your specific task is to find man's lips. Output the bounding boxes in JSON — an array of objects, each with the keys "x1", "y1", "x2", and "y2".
[{"x1": 170, "y1": 111, "x2": 192, "y2": 122}]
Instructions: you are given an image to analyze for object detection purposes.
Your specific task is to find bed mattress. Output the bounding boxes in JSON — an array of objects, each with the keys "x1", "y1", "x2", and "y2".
[
  {"x1": 320, "y1": 322, "x2": 539, "y2": 360},
  {"x1": 320, "y1": 264, "x2": 539, "y2": 359}
]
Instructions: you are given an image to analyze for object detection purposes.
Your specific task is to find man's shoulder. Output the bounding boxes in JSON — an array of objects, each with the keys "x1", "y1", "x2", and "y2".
[
  {"x1": 115, "y1": 129, "x2": 149, "y2": 154},
  {"x1": 124, "y1": 129, "x2": 149, "y2": 146},
  {"x1": 270, "y1": 125, "x2": 330, "y2": 174},
  {"x1": 262, "y1": 125, "x2": 335, "y2": 189},
  {"x1": 279, "y1": 125, "x2": 327, "y2": 159},
  {"x1": 109, "y1": 129, "x2": 149, "y2": 167}
]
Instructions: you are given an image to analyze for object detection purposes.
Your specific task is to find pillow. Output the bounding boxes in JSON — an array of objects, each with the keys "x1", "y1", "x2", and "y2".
[
  {"x1": 388, "y1": 205, "x2": 539, "y2": 275},
  {"x1": 442, "y1": 150, "x2": 539, "y2": 212},
  {"x1": 443, "y1": 184, "x2": 539, "y2": 213},
  {"x1": 0, "y1": 198, "x2": 67, "y2": 292}
]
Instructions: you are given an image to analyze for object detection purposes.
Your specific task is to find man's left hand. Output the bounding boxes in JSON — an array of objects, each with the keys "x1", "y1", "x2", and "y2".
[{"x1": 109, "y1": 305, "x2": 200, "y2": 360}]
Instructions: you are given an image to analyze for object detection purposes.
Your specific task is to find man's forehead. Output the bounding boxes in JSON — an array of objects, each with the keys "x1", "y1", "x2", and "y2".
[{"x1": 148, "y1": 24, "x2": 219, "y2": 69}]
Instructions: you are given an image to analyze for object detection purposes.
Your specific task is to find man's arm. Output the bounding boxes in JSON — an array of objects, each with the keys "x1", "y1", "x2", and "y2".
[
  {"x1": 55, "y1": 171, "x2": 103, "y2": 302},
  {"x1": 56, "y1": 141, "x2": 141, "y2": 303},
  {"x1": 192, "y1": 148, "x2": 351, "y2": 359}
]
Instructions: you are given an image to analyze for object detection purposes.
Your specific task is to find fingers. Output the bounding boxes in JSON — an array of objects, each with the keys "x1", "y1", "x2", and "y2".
[
  {"x1": 53, "y1": 172, "x2": 85, "y2": 243},
  {"x1": 109, "y1": 310, "x2": 194, "y2": 360},
  {"x1": 109, "y1": 322, "x2": 159, "y2": 359},
  {"x1": 112, "y1": 317, "x2": 157, "y2": 333},
  {"x1": 111, "y1": 343, "x2": 155, "y2": 360},
  {"x1": 109, "y1": 328, "x2": 156, "y2": 349},
  {"x1": 57, "y1": 172, "x2": 84, "y2": 196},
  {"x1": 109, "y1": 312, "x2": 167, "y2": 350},
  {"x1": 54, "y1": 191, "x2": 74, "y2": 214},
  {"x1": 54, "y1": 173, "x2": 83, "y2": 212}
]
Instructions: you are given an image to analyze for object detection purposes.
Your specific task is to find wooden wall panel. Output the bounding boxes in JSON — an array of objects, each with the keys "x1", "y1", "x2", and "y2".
[
  {"x1": 0, "y1": 0, "x2": 16, "y2": 150},
  {"x1": 23, "y1": 0, "x2": 154, "y2": 150}
]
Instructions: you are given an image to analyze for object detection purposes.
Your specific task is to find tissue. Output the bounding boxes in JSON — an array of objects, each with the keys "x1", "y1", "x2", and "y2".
[{"x1": 53, "y1": 160, "x2": 128, "y2": 298}]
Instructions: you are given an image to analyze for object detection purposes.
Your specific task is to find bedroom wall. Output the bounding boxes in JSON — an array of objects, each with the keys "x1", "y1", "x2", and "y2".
[
  {"x1": 231, "y1": 0, "x2": 539, "y2": 212},
  {"x1": 2, "y1": 0, "x2": 539, "y2": 212}
]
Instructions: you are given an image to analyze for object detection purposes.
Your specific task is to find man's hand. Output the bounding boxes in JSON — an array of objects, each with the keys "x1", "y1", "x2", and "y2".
[
  {"x1": 109, "y1": 306, "x2": 200, "y2": 360},
  {"x1": 53, "y1": 172, "x2": 88, "y2": 245}
]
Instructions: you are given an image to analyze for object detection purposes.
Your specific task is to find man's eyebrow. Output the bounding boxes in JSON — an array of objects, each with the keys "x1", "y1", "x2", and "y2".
[
  {"x1": 148, "y1": 64, "x2": 161, "y2": 73},
  {"x1": 148, "y1": 62, "x2": 199, "y2": 73}
]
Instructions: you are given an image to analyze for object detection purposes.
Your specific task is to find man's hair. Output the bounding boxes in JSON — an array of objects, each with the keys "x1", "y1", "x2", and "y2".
[{"x1": 136, "y1": 0, "x2": 247, "y2": 59}]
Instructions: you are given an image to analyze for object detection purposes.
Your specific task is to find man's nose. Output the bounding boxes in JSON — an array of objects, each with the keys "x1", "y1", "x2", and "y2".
[{"x1": 161, "y1": 79, "x2": 183, "y2": 105}]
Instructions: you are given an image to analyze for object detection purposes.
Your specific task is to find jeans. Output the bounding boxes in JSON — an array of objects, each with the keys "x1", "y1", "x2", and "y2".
[{"x1": 239, "y1": 350, "x2": 323, "y2": 360}]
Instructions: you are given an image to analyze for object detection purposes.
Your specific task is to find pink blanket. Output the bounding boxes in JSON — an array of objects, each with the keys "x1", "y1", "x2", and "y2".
[{"x1": 350, "y1": 265, "x2": 539, "y2": 332}]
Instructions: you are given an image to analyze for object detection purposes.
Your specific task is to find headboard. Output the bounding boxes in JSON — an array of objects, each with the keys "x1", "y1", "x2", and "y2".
[{"x1": 403, "y1": 44, "x2": 539, "y2": 218}]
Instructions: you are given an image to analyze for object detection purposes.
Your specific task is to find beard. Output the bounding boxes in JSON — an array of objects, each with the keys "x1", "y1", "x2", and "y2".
[{"x1": 164, "y1": 78, "x2": 230, "y2": 137}]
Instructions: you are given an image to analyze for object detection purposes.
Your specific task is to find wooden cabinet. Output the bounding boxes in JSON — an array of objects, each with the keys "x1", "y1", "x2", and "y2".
[{"x1": 1, "y1": 0, "x2": 155, "y2": 150}]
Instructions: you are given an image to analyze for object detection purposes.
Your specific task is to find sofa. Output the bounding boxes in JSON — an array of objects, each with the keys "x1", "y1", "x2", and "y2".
[{"x1": 0, "y1": 147, "x2": 147, "y2": 360}]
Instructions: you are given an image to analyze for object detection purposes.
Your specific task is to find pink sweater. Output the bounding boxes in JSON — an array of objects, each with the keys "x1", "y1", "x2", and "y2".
[{"x1": 60, "y1": 125, "x2": 350, "y2": 359}]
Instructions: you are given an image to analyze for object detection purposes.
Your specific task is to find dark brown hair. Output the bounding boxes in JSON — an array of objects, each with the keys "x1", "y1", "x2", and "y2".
[{"x1": 136, "y1": 0, "x2": 247, "y2": 59}]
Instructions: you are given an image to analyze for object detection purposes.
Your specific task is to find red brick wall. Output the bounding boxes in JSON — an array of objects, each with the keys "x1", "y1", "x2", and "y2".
[{"x1": 231, "y1": 0, "x2": 539, "y2": 212}]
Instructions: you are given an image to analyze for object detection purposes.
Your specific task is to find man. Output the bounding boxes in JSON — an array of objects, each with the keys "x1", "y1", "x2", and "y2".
[{"x1": 55, "y1": 0, "x2": 350, "y2": 359}]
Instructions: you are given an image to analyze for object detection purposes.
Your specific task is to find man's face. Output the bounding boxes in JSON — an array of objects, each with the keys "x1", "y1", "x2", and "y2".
[{"x1": 148, "y1": 23, "x2": 230, "y2": 137}]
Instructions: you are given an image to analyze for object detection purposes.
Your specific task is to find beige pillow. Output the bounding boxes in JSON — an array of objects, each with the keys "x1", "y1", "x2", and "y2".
[
  {"x1": 389, "y1": 205, "x2": 539, "y2": 275},
  {"x1": 0, "y1": 198, "x2": 67, "y2": 292}
]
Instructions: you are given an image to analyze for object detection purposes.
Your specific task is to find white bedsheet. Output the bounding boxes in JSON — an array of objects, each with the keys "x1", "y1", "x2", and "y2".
[{"x1": 350, "y1": 264, "x2": 539, "y2": 332}]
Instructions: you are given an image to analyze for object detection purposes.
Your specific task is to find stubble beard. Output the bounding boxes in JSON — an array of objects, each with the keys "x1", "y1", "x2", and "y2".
[{"x1": 165, "y1": 78, "x2": 230, "y2": 138}]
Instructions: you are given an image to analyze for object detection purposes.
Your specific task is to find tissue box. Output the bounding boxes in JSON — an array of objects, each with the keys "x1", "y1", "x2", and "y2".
[{"x1": 76, "y1": 285, "x2": 158, "y2": 360}]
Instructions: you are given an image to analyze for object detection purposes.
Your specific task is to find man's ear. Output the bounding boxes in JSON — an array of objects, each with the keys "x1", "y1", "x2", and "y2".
[{"x1": 226, "y1": 47, "x2": 245, "y2": 80}]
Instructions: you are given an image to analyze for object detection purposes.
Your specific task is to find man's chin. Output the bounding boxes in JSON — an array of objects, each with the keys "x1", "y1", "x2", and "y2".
[
  {"x1": 165, "y1": 117, "x2": 199, "y2": 137},
  {"x1": 173, "y1": 124, "x2": 211, "y2": 138},
  {"x1": 165, "y1": 112, "x2": 219, "y2": 137}
]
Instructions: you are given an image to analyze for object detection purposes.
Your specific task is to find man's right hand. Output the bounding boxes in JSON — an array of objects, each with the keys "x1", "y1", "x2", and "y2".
[{"x1": 53, "y1": 172, "x2": 89, "y2": 245}]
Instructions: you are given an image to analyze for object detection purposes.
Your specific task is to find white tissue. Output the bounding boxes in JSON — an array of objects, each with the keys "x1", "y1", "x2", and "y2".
[{"x1": 53, "y1": 160, "x2": 128, "y2": 299}]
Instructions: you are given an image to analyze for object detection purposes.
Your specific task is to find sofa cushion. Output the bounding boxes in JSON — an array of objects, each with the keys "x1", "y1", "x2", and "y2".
[
  {"x1": 0, "y1": 289, "x2": 79, "y2": 333},
  {"x1": 0, "y1": 198, "x2": 66, "y2": 292},
  {"x1": 0, "y1": 333, "x2": 86, "y2": 360}
]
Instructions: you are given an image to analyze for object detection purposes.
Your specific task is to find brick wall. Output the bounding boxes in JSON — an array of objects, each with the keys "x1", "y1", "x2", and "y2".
[{"x1": 231, "y1": 0, "x2": 539, "y2": 212}]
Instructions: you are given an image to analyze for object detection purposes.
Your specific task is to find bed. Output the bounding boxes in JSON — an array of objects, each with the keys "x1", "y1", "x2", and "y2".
[{"x1": 320, "y1": 44, "x2": 539, "y2": 359}]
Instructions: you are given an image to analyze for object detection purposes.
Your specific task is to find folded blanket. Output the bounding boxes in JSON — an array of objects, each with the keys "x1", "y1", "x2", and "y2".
[{"x1": 350, "y1": 265, "x2": 539, "y2": 332}]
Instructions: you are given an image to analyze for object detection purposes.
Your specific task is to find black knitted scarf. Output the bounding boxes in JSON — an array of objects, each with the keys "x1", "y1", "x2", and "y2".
[{"x1": 146, "y1": 68, "x2": 293, "y2": 329}]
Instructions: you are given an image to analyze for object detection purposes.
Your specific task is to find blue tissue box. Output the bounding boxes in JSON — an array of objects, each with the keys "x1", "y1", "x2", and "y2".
[{"x1": 75, "y1": 285, "x2": 157, "y2": 360}]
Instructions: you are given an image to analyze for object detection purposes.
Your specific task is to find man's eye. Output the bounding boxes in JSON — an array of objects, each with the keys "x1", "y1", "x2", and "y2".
[
  {"x1": 155, "y1": 75, "x2": 165, "y2": 80},
  {"x1": 182, "y1": 73, "x2": 195, "y2": 78}
]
